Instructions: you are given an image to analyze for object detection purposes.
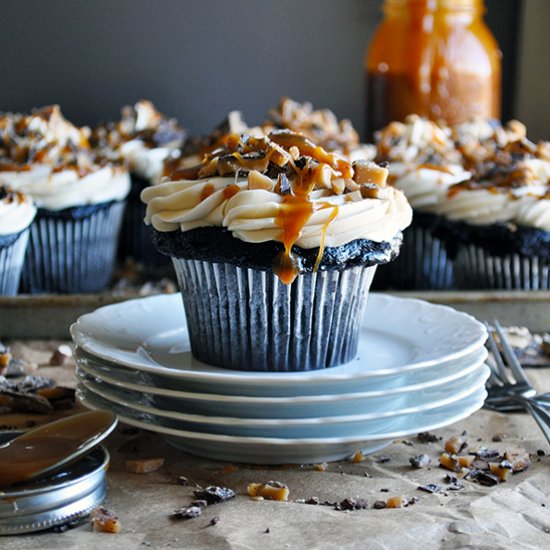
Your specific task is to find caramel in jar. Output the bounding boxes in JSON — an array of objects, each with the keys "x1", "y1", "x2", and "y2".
[{"x1": 365, "y1": 0, "x2": 501, "y2": 138}]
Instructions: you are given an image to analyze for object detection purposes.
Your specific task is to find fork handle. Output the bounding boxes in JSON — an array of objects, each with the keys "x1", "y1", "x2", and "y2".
[{"x1": 518, "y1": 396, "x2": 550, "y2": 446}]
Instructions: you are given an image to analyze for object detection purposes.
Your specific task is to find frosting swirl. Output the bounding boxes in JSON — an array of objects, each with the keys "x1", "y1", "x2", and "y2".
[{"x1": 0, "y1": 185, "x2": 36, "y2": 236}]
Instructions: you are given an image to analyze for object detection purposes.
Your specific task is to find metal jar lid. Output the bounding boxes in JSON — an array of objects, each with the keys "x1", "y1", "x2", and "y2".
[{"x1": 0, "y1": 432, "x2": 109, "y2": 535}]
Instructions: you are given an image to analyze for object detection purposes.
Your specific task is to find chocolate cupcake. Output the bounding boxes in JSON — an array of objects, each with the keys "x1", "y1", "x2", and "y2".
[
  {"x1": 91, "y1": 100, "x2": 185, "y2": 265},
  {"x1": 0, "y1": 106, "x2": 130, "y2": 293},
  {"x1": 0, "y1": 185, "x2": 36, "y2": 295},
  {"x1": 435, "y1": 121, "x2": 550, "y2": 290},
  {"x1": 142, "y1": 130, "x2": 412, "y2": 372}
]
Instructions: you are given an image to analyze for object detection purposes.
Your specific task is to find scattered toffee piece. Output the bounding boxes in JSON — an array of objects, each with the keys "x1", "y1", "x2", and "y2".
[
  {"x1": 377, "y1": 456, "x2": 391, "y2": 464},
  {"x1": 410, "y1": 454, "x2": 431, "y2": 469},
  {"x1": 504, "y1": 449, "x2": 531, "y2": 472},
  {"x1": 91, "y1": 506, "x2": 121, "y2": 534},
  {"x1": 0, "y1": 345, "x2": 11, "y2": 369},
  {"x1": 193, "y1": 486, "x2": 235, "y2": 504},
  {"x1": 209, "y1": 517, "x2": 220, "y2": 526},
  {"x1": 247, "y1": 481, "x2": 289, "y2": 501},
  {"x1": 418, "y1": 484, "x2": 443, "y2": 494},
  {"x1": 417, "y1": 432, "x2": 440, "y2": 443},
  {"x1": 373, "y1": 500, "x2": 387, "y2": 509},
  {"x1": 173, "y1": 506, "x2": 202, "y2": 520},
  {"x1": 444, "y1": 435, "x2": 468, "y2": 454}
]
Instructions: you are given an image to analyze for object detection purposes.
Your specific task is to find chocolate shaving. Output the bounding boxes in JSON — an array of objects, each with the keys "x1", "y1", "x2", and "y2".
[
  {"x1": 193, "y1": 486, "x2": 235, "y2": 504},
  {"x1": 417, "y1": 432, "x2": 440, "y2": 443},
  {"x1": 409, "y1": 454, "x2": 431, "y2": 469},
  {"x1": 418, "y1": 484, "x2": 442, "y2": 494},
  {"x1": 172, "y1": 506, "x2": 202, "y2": 520}
]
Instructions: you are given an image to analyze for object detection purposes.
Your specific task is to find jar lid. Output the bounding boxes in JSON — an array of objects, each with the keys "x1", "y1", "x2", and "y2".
[{"x1": 0, "y1": 432, "x2": 109, "y2": 535}]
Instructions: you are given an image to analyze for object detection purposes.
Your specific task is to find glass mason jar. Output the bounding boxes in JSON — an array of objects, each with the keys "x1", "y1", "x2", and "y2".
[{"x1": 365, "y1": 0, "x2": 502, "y2": 138}]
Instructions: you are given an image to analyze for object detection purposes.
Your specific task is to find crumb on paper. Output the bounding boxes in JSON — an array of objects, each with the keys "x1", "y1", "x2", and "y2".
[{"x1": 90, "y1": 506, "x2": 121, "y2": 534}]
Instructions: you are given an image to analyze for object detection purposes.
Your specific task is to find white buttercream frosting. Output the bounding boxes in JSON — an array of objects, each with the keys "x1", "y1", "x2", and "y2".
[
  {"x1": 142, "y1": 175, "x2": 412, "y2": 249},
  {"x1": 0, "y1": 186, "x2": 36, "y2": 236},
  {"x1": 0, "y1": 166, "x2": 130, "y2": 210}
]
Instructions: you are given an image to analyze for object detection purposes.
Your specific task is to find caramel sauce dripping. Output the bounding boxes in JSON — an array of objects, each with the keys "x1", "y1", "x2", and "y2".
[
  {"x1": 223, "y1": 183, "x2": 241, "y2": 200},
  {"x1": 200, "y1": 183, "x2": 216, "y2": 201},
  {"x1": 313, "y1": 203, "x2": 340, "y2": 271}
]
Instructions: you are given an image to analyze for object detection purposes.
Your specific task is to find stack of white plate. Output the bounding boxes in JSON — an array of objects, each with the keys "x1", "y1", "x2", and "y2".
[{"x1": 71, "y1": 294, "x2": 489, "y2": 464}]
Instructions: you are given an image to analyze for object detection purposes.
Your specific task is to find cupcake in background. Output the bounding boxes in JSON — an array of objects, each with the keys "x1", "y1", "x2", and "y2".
[
  {"x1": 435, "y1": 121, "x2": 550, "y2": 290},
  {"x1": 91, "y1": 100, "x2": 185, "y2": 265},
  {"x1": 373, "y1": 115, "x2": 470, "y2": 289},
  {"x1": 142, "y1": 129, "x2": 412, "y2": 372},
  {"x1": 0, "y1": 106, "x2": 130, "y2": 294},
  {"x1": 0, "y1": 185, "x2": 36, "y2": 295}
]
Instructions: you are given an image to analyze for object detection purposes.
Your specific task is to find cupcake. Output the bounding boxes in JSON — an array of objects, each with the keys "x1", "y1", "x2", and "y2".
[
  {"x1": 0, "y1": 106, "x2": 130, "y2": 293},
  {"x1": 142, "y1": 130, "x2": 412, "y2": 372},
  {"x1": 0, "y1": 185, "x2": 36, "y2": 295},
  {"x1": 91, "y1": 100, "x2": 185, "y2": 265},
  {"x1": 373, "y1": 115, "x2": 470, "y2": 289},
  {"x1": 435, "y1": 121, "x2": 550, "y2": 290}
]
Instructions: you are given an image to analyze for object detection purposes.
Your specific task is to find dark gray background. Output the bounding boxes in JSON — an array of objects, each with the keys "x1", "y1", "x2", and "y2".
[{"x1": 0, "y1": 0, "x2": 523, "y2": 138}]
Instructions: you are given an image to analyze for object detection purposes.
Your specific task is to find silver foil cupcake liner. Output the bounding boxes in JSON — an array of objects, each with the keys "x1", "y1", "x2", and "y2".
[
  {"x1": 21, "y1": 201, "x2": 125, "y2": 294},
  {"x1": 0, "y1": 229, "x2": 29, "y2": 295},
  {"x1": 375, "y1": 224, "x2": 454, "y2": 290},
  {"x1": 454, "y1": 244, "x2": 550, "y2": 290},
  {"x1": 172, "y1": 259, "x2": 376, "y2": 372}
]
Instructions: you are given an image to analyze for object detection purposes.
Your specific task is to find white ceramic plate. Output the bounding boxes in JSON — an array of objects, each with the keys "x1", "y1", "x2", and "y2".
[
  {"x1": 77, "y1": 386, "x2": 487, "y2": 464},
  {"x1": 75, "y1": 347, "x2": 488, "y2": 419},
  {"x1": 70, "y1": 294, "x2": 487, "y2": 397},
  {"x1": 77, "y1": 364, "x2": 488, "y2": 438}
]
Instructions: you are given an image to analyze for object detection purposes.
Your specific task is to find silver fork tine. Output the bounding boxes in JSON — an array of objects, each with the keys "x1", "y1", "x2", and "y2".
[
  {"x1": 493, "y1": 320, "x2": 532, "y2": 386},
  {"x1": 484, "y1": 322, "x2": 512, "y2": 384}
]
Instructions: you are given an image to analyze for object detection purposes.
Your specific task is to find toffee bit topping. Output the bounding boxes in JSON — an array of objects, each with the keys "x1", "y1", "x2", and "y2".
[
  {"x1": 247, "y1": 481, "x2": 289, "y2": 501},
  {"x1": 90, "y1": 506, "x2": 121, "y2": 534}
]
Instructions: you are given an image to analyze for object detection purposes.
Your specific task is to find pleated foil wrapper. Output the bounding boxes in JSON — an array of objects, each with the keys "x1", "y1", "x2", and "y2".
[
  {"x1": 172, "y1": 258, "x2": 377, "y2": 372},
  {"x1": 118, "y1": 176, "x2": 168, "y2": 265},
  {"x1": 454, "y1": 245, "x2": 550, "y2": 290},
  {"x1": 21, "y1": 201, "x2": 125, "y2": 294},
  {"x1": 0, "y1": 229, "x2": 30, "y2": 295},
  {"x1": 375, "y1": 224, "x2": 454, "y2": 290}
]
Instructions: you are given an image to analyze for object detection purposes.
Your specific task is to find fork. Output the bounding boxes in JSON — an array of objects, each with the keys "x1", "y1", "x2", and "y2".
[{"x1": 484, "y1": 320, "x2": 550, "y2": 445}]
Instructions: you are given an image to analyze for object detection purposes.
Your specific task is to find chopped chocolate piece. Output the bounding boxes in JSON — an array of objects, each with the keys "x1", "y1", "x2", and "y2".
[
  {"x1": 466, "y1": 470, "x2": 500, "y2": 486},
  {"x1": 401, "y1": 440, "x2": 414, "y2": 447},
  {"x1": 410, "y1": 454, "x2": 431, "y2": 469},
  {"x1": 439, "y1": 453, "x2": 462, "y2": 472},
  {"x1": 125, "y1": 458, "x2": 165, "y2": 474},
  {"x1": 91, "y1": 506, "x2": 121, "y2": 533},
  {"x1": 380, "y1": 488, "x2": 389, "y2": 493},
  {"x1": 51, "y1": 518, "x2": 85, "y2": 533},
  {"x1": 536, "y1": 449, "x2": 546, "y2": 457},
  {"x1": 377, "y1": 455, "x2": 391, "y2": 464},
  {"x1": 305, "y1": 497, "x2": 319, "y2": 505},
  {"x1": 444, "y1": 474, "x2": 463, "y2": 491},
  {"x1": 418, "y1": 484, "x2": 442, "y2": 494},
  {"x1": 173, "y1": 506, "x2": 202, "y2": 520},
  {"x1": 276, "y1": 173, "x2": 291, "y2": 195},
  {"x1": 210, "y1": 516, "x2": 220, "y2": 526},
  {"x1": 417, "y1": 432, "x2": 440, "y2": 443},
  {"x1": 194, "y1": 486, "x2": 235, "y2": 504},
  {"x1": 1, "y1": 359, "x2": 27, "y2": 378},
  {"x1": 191, "y1": 499, "x2": 208, "y2": 508},
  {"x1": 469, "y1": 447, "x2": 500, "y2": 460},
  {"x1": 264, "y1": 528, "x2": 270, "y2": 534},
  {"x1": 49, "y1": 345, "x2": 73, "y2": 366},
  {"x1": 373, "y1": 500, "x2": 387, "y2": 509},
  {"x1": 336, "y1": 498, "x2": 368, "y2": 511},
  {"x1": 492, "y1": 434, "x2": 504, "y2": 442},
  {"x1": 177, "y1": 476, "x2": 190, "y2": 486}
]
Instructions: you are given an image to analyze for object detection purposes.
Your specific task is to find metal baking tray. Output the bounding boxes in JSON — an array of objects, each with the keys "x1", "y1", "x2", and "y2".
[{"x1": 1, "y1": 290, "x2": 549, "y2": 340}]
